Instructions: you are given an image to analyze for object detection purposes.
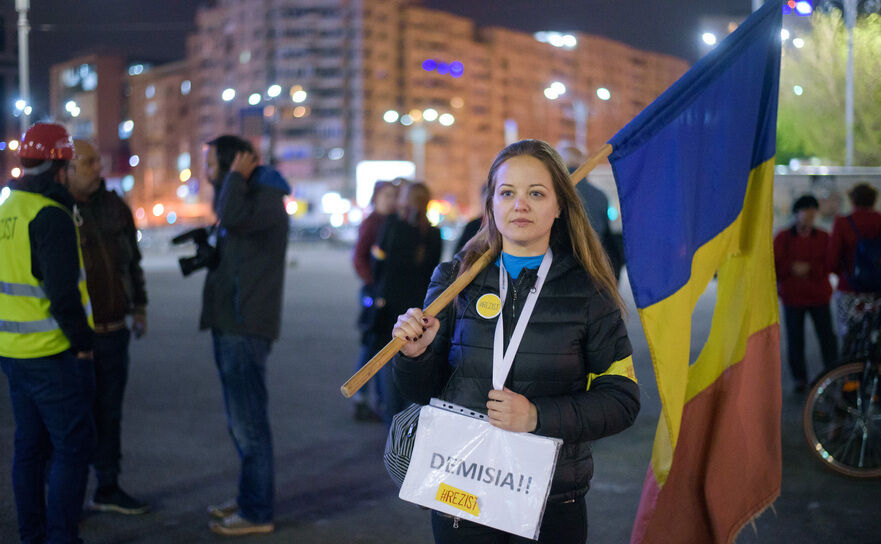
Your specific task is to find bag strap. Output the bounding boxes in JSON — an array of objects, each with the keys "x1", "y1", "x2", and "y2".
[{"x1": 846, "y1": 215, "x2": 863, "y2": 242}]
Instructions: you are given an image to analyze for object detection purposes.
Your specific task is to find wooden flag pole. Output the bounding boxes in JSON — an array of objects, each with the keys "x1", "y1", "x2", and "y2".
[{"x1": 339, "y1": 143, "x2": 613, "y2": 398}]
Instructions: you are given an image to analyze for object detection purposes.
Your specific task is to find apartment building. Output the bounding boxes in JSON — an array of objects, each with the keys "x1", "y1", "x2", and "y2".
[
  {"x1": 48, "y1": 53, "x2": 128, "y2": 176},
  {"x1": 187, "y1": 0, "x2": 687, "y2": 214}
]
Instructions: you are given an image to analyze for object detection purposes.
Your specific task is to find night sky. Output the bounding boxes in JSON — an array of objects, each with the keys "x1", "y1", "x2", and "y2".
[{"x1": 24, "y1": 0, "x2": 750, "y2": 115}]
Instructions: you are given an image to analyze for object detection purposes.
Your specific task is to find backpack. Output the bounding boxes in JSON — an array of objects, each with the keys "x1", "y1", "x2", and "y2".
[{"x1": 846, "y1": 216, "x2": 881, "y2": 293}]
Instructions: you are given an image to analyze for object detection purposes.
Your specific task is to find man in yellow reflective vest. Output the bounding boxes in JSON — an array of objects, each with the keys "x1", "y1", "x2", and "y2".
[{"x1": 0, "y1": 122, "x2": 96, "y2": 544}]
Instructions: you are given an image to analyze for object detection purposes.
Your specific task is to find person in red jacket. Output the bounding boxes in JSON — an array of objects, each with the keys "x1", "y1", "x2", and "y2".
[
  {"x1": 774, "y1": 195, "x2": 837, "y2": 391},
  {"x1": 351, "y1": 180, "x2": 400, "y2": 421},
  {"x1": 827, "y1": 183, "x2": 881, "y2": 356}
]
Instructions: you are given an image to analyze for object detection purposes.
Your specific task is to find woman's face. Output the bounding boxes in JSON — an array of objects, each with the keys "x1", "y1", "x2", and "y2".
[
  {"x1": 373, "y1": 185, "x2": 397, "y2": 215},
  {"x1": 491, "y1": 155, "x2": 560, "y2": 256}
]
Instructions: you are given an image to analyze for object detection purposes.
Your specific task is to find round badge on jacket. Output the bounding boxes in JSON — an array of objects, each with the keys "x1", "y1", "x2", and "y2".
[{"x1": 476, "y1": 293, "x2": 502, "y2": 319}]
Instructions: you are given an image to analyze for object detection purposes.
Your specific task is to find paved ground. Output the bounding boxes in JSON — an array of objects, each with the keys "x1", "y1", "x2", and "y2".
[{"x1": 1, "y1": 241, "x2": 879, "y2": 543}]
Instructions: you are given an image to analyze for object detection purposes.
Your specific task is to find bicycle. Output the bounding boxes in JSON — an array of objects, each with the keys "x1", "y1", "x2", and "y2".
[{"x1": 802, "y1": 297, "x2": 881, "y2": 478}]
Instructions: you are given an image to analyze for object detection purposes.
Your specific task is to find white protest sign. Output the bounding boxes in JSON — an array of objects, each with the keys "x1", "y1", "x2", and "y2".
[{"x1": 399, "y1": 402, "x2": 561, "y2": 540}]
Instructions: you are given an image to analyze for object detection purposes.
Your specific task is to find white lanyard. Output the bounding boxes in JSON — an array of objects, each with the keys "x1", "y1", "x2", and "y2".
[{"x1": 493, "y1": 248, "x2": 553, "y2": 390}]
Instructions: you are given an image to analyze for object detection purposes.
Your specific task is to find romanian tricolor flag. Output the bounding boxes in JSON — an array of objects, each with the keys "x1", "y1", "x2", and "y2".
[{"x1": 608, "y1": 2, "x2": 783, "y2": 543}]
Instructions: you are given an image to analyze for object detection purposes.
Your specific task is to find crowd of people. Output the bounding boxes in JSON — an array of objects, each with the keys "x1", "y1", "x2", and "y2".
[{"x1": 1, "y1": 120, "x2": 879, "y2": 543}]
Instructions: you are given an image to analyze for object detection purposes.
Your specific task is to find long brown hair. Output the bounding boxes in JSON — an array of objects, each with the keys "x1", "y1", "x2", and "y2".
[{"x1": 460, "y1": 139, "x2": 624, "y2": 312}]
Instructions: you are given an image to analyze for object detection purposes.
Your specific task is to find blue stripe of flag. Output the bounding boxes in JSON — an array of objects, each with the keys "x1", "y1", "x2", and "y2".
[{"x1": 609, "y1": 0, "x2": 782, "y2": 309}]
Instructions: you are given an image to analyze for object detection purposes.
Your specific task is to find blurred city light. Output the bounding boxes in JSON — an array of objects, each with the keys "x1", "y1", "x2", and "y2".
[
  {"x1": 0, "y1": 142, "x2": 6, "y2": 150},
  {"x1": 321, "y1": 192, "x2": 352, "y2": 215},
  {"x1": 422, "y1": 59, "x2": 437, "y2": 71},
  {"x1": 449, "y1": 61, "x2": 464, "y2": 78},
  {"x1": 121, "y1": 175, "x2": 135, "y2": 192},
  {"x1": 291, "y1": 89, "x2": 308, "y2": 103},
  {"x1": 248, "y1": 93, "x2": 262, "y2": 105},
  {"x1": 9, "y1": 140, "x2": 19, "y2": 151},
  {"x1": 10, "y1": 168, "x2": 21, "y2": 178},
  {"x1": 267, "y1": 84, "x2": 282, "y2": 97},
  {"x1": 286, "y1": 200, "x2": 299, "y2": 215},
  {"x1": 23, "y1": 106, "x2": 32, "y2": 116},
  {"x1": 221, "y1": 88, "x2": 236, "y2": 102},
  {"x1": 422, "y1": 108, "x2": 438, "y2": 122},
  {"x1": 450, "y1": 96, "x2": 464, "y2": 108},
  {"x1": 135, "y1": 208, "x2": 146, "y2": 221},
  {"x1": 330, "y1": 213, "x2": 344, "y2": 228},
  {"x1": 550, "y1": 81, "x2": 566, "y2": 95},
  {"x1": 383, "y1": 110, "x2": 400, "y2": 123},
  {"x1": 544, "y1": 88, "x2": 560, "y2": 100},
  {"x1": 328, "y1": 147, "x2": 345, "y2": 160},
  {"x1": 145, "y1": 85, "x2": 156, "y2": 99},
  {"x1": 119, "y1": 119, "x2": 134, "y2": 140},
  {"x1": 597, "y1": 88, "x2": 611, "y2": 100},
  {"x1": 702, "y1": 32, "x2": 717, "y2": 45},
  {"x1": 177, "y1": 152, "x2": 191, "y2": 170},
  {"x1": 534, "y1": 31, "x2": 577, "y2": 49},
  {"x1": 293, "y1": 106, "x2": 307, "y2": 118},
  {"x1": 348, "y1": 208, "x2": 364, "y2": 225},
  {"x1": 152, "y1": 203, "x2": 164, "y2": 216},
  {"x1": 0, "y1": 186, "x2": 10, "y2": 205},
  {"x1": 129, "y1": 155, "x2": 140, "y2": 167},
  {"x1": 180, "y1": 80, "x2": 192, "y2": 95},
  {"x1": 607, "y1": 206, "x2": 619, "y2": 221},
  {"x1": 781, "y1": 28, "x2": 791, "y2": 41},
  {"x1": 65, "y1": 100, "x2": 77, "y2": 113},
  {"x1": 795, "y1": 1, "x2": 813, "y2": 15},
  {"x1": 176, "y1": 185, "x2": 189, "y2": 198},
  {"x1": 438, "y1": 113, "x2": 455, "y2": 126},
  {"x1": 792, "y1": 37, "x2": 805, "y2": 48},
  {"x1": 400, "y1": 114, "x2": 414, "y2": 126},
  {"x1": 14, "y1": 99, "x2": 26, "y2": 111},
  {"x1": 128, "y1": 64, "x2": 145, "y2": 76},
  {"x1": 793, "y1": 85, "x2": 804, "y2": 95},
  {"x1": 179, "y1": 168, "x2": 192, "y2": 182},
  {"x1": 166, "y1": 211, "x2": 178, "y2": 225}
]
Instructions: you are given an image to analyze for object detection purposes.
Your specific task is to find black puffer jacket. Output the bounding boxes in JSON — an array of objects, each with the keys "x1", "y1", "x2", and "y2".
[{"x1": 393, "y1": 250, "x2": 640, "y2": 503}]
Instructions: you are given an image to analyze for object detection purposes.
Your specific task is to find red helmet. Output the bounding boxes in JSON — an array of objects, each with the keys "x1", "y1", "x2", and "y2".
[{"x1": 19, "y1": 122, "x2": 75, "y2": 160}]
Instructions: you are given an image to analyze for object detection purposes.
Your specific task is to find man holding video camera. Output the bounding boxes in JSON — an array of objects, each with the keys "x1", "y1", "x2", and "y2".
[{"x1": 199, "y1": 135, "x2": 290, "y2": 537}]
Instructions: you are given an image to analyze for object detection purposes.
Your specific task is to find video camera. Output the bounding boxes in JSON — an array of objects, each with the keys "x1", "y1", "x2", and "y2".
[{"x1": 171, "y1": 227, "x2": 219, "y2": 276}]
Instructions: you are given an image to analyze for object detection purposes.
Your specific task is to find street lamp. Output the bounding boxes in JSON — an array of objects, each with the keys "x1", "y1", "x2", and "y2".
[
  {"x1": 543, "y1": 82, "x2": 611, "y2": 152},
  {"x1": 383, "y1": 108, "x2": 455, "y2": 179},
  {"x1": 15, "y1": 0, "x2": 30, "y2": 132}
]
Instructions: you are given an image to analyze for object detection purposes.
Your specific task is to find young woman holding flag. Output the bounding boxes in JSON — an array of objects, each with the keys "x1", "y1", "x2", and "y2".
[{"x1": 391, "y1": 139, "x2": 640, "y2": 543}]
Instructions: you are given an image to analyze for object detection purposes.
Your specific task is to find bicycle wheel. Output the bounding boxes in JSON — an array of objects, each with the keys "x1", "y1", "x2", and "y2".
[{"x1": 803, "y1": 362, "x2": 881, "y2": 478}]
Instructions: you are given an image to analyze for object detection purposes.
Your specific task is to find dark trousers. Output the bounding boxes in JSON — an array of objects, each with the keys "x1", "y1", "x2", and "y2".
[
  {"x1": 431, "y1": 496, "x2": 587, "y2": 544},
  {"x1": 783, "y1": 304, "x2": 838, "y2": 383},
  {"x1": 1, "y1": 353, "x2": 96, "y2": 544},
  {"x1": 92, "y1": 328, "x2": 131, "y2": 488},
  {"x1": 211, "y1": 330, "x2": 275, "y2": 524}
]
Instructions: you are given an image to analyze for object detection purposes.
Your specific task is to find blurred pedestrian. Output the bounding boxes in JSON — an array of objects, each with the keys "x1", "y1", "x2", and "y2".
[
  {"x1": 392, "y1": 140, "x2": 639, "y2": 542},
  {"x1": 558, "y1": 145, "x2": 624, "y2": 281},
  {"x1": 0, "y1": 123, "x2": 96, "y2": 544},
  {"x1": 351, "y1": 179, "x2": 399, "y2": 421},
  {"x1": 200, "y1": 135, "x2": 290, "y2": 536},
  {"x1": 828, "y1": 182, "x2": 881, "y2": 357},
  {"x1": 454, "y1": 185, "x2": 486, "y2": 254},
  {"x1": 773, "y1": 195, "x2": 837, "y2": 392},
  {"x1": 66, "y1": 139, "x2": 150, "y2": 515},
  {"x1": 370, "y1": 182, "x2": 442, "y2": 424}
]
